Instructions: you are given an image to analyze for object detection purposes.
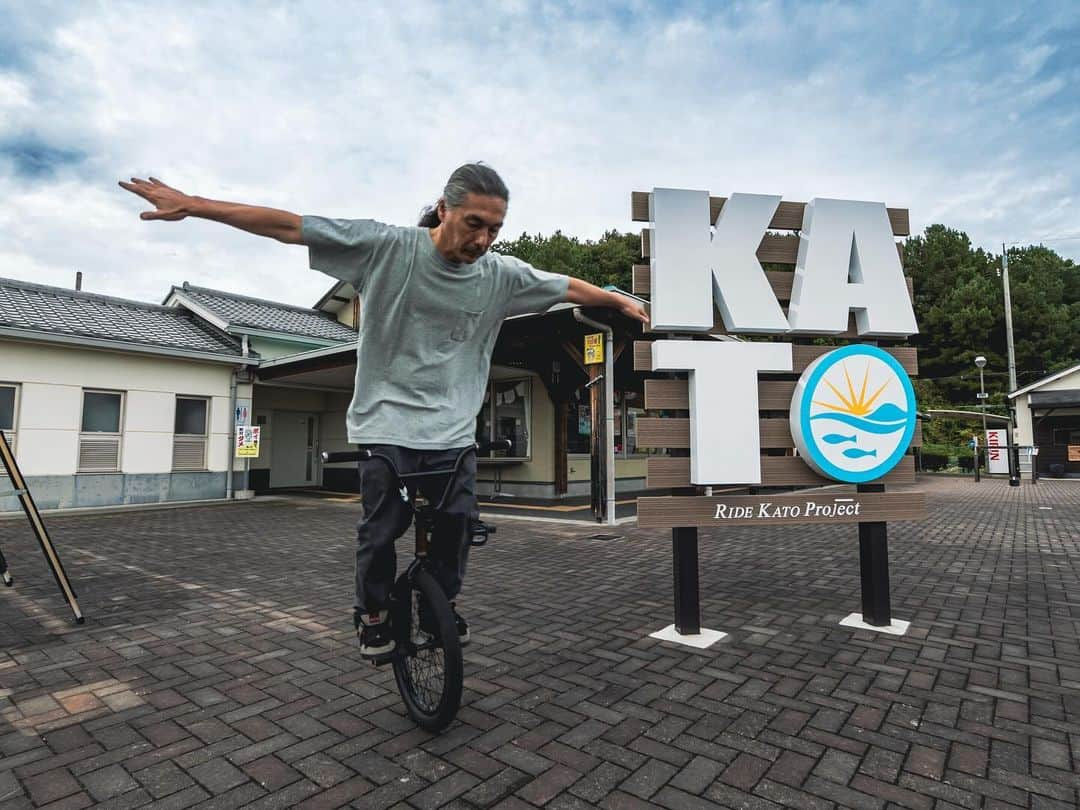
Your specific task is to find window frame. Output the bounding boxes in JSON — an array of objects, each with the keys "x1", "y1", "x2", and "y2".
[
  {"x1": 77, "y1": 388, "x2": 125, "y2": 473},
  {"x1": 0, "y1": 382, "x2": 19, "y2": 436},
  {"x1": 174, "y1": 395, "x2": 210, "y2": 438},
  {"x1": 79, "y1": 388, "x2": 125, "y2": 436},
  {"x1": 0, "y1": 382, "x2": 19, "y2": 471},
  {"x1": 172, "y1": 395, "x2": 210, "y2": 472},
  {"x1": 476, "y1": 376, "x2": 532, "y2": 461}
]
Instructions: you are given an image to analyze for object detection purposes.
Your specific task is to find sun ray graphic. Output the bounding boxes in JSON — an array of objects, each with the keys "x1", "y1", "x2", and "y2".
[{"x1": 813, "y1": 362, "x2": 891, "y2": 416}]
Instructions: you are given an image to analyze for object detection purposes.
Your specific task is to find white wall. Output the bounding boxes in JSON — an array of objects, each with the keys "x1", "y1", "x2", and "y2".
[
  {"x1": 249, "y1": 384, "x2": 351, "y2": 473},
  {"x1": 1014, "y1": 366, "x2": 1080, "y2": 445},
  {"x1": 2, "y1": 339, "x2": 236, "y2": 476}
]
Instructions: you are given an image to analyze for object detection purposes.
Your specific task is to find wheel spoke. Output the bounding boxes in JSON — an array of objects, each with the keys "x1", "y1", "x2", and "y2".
[{"x1": 403, "y1": 589, "x2": 445, "y2": 712}]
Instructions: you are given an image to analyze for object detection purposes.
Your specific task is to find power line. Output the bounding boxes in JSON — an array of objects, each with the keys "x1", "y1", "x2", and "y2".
[{"x1": 1005, "y1": 233, "x2": 1080, "y2": 246}]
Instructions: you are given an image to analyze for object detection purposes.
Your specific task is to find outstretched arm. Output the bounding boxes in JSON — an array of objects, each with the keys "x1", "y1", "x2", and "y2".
[
  {"x1": 119, "y1": 177, "x2": 303, "y2": 244},
  {"x1": 566, "y1": 277, "x2": 649, "y2": 324}
]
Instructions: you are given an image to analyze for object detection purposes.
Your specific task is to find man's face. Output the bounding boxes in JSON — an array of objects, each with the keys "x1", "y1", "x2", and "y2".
[{"x1": 437, "y1": 193, "x2": 506, "y2": 264}]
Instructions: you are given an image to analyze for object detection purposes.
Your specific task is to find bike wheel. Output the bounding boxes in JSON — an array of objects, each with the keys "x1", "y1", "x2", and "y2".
[{"x1": 391, "y1": 568, "x2": 463, "y2": 732}]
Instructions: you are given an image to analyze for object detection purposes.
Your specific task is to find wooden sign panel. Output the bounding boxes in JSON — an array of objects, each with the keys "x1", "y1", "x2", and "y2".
[
  {"x1": 638, "y1": 491, "x2": 926, "y2": 529},
  {"x1": 1069, "y1": 445, "x2": 1080, "y2": 462}
]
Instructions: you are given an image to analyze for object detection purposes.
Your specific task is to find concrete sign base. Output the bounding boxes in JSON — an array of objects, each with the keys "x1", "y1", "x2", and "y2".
[
  {"x1": 839, "y1": 612, "x2": 910, "y2": 636},
  {"x1": 649, "y1": 624, "x2": 727, "y2": 649}
]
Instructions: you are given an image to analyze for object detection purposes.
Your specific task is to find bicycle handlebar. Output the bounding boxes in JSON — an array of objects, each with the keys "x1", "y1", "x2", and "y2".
[
  {"x1": 321, "y1": 439, "x2": 511, "y2": 465},
  {"x1": 323, "y1": 439, "x2": 512, "y2": 512}
]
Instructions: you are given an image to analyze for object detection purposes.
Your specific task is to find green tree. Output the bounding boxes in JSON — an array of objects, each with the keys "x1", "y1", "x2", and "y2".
[
  {"x1": 905, "y1": 226, "x2": 1080, "y2": 409},
  {"x1": 494, "y1": 230, "x2": 640, "y2": 290}
]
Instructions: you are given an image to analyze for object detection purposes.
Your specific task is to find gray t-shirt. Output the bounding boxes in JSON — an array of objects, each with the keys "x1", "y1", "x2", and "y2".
[{"x1": 303, "y1": 216, "x2": 569, "y2": 449}]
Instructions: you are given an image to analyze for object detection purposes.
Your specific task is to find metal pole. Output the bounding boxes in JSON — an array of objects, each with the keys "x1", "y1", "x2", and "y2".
[
  {"x1": 227, "y1": 368, "x2": 238, "y2": 500},
  {"x1": 979, "y1": 367, "x2": 987, "y2": 436},
  {"x1": 573, "y1": 310, "x2": 617, "y2": 526},
  {"x1": 978, "y1": 366, "x2": 987, "y2": 477},
  {"x1": 1002, "y1": 245, "x2": 1018, "y2": 393},
  {"x1": 1006, "y1": 420, "x2": 1020, "y2": 488},
  {"x1": 672, "y1": 526, "x2": 700, "y2": 635},
  {"x1": 857, "y1": 483, "x2": 891, "y2": 626},
  {"x1": 973, "y1": 435, "x2": 980, "y2": 483},
  {"x1": 604, "y1": 329, "x2": 616, "y2": 526}
]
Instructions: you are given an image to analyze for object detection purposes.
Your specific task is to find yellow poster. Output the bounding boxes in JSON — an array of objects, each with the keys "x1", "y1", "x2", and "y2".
[
  {"x1": 584, "y1": 333, "x2": 604, "y2": 364},
  {"x1": 236, "y1": 426, "x2": 261, "y2": 458}
]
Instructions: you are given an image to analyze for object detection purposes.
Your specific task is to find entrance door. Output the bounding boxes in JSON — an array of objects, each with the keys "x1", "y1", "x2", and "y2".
[{"x1": 270, "y1": 412, "x2": 319, "y2": 488}]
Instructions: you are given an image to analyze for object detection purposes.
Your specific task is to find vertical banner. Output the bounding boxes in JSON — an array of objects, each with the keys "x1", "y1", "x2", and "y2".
[
  {"x1": 236, "y1": 426, "x2": 261, "y2": 458},
  {"x1": 986, "y1": 429, "x2": 1009, "y2": 474}
]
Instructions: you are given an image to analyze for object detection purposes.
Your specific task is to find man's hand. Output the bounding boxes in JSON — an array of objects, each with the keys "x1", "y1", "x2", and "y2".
[
  {"x1": 117, "y1": 176, "x2": 303, "y2": 243},
  {"x1": 566, "y1": 277, "x2": 650, "y2": 325},
  {"x1": 118, "y1": 177, "x2": 193, "y2": 221},
  {"x1": 616, "y1": 295, "x2": 649, "y2": 325}
]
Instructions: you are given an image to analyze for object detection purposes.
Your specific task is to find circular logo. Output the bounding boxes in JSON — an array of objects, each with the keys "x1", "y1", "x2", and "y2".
[{"x1": 790, "y1": 345, "x2": 917, "y2": 483}]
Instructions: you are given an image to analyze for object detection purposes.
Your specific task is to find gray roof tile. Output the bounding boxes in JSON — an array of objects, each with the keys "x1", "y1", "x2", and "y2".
[
  {"x1": 0, "y1": 277, "x2": 249, "y2": 358},
  {"x1": 174, "y1": 283, "x2": 357, "y2": 342}
]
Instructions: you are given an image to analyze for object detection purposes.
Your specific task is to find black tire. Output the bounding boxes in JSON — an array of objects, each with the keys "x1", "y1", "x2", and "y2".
[{"x1": 391, "y1": 568, "x2": 463, "y2": 732}]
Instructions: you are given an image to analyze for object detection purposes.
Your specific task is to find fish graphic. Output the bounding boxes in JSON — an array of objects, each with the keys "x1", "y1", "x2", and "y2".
[
  {"x1": 822, "y1": 434, "x2": 857, "y2": 445},
  {"x1": 842, "y1": 448, "x2": 877, "y2": 459}
]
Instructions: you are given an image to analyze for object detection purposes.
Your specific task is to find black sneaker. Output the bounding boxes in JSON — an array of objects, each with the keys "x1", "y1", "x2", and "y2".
[
  {"x1": 355, "y1": 609, "x2": 395, "y2": 658},
  {"x1": 417, "y1": 601, "x2": 470, "y2": 646}
]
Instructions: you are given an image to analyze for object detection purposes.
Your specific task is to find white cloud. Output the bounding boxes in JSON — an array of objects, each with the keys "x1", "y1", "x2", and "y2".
[{"x1": 0, "y1": 0, "x2": 1077, "y2": 311}]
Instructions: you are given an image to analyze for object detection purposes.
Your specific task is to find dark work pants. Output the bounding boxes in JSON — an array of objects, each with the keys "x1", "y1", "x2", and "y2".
[{"x1": 354, "y1": 445, "x2": 477, "y2": 611}]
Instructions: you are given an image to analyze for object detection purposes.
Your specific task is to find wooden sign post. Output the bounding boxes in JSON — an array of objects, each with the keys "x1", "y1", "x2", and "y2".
[
  {"x1": 0, "y1": 430, "x2": 84, "y2": 624},
  {"x1": 631, "y1": 189, "x2": 925, "y2": 643}
]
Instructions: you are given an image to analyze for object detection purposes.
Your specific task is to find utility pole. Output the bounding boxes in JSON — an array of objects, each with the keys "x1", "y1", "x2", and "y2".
[{"x1": 1001, "y1": 244, "x2": 1018, "y2": 393}]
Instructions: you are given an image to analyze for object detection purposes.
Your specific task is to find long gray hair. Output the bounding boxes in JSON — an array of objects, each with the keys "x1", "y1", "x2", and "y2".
[{"x1": 418, "y1": 163, "x2": 509, "y2": 227}]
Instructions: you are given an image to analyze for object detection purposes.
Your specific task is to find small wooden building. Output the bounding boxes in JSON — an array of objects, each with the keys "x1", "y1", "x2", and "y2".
[{"x1": 1010, "y1": 363, "x2": 1080, "y2": 478}]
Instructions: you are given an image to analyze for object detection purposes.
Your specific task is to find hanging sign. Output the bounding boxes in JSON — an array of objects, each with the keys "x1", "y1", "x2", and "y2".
[
  {"x1": 584, "y1": 333, "x2": 604, "y2": 364},
  {"x1": 236, "y1": 426, "x2": 261, "y2": 458},
  {"x1": 986, "y1": 429, "x2": 1008, "y2": 474}
]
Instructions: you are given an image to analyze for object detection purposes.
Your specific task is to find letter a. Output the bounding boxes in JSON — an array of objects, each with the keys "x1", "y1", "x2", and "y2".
[{"x1": 787, "y1": 198, "x2": 918, "y2": 337}]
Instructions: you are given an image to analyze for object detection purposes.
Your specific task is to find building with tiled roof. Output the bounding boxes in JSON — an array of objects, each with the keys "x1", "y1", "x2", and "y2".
[
  {"x1": 0, "y1": 277, "x2": 253, "y2": 362},
  {"x1": 0, "y1": 277, "x2": 260, "y2": 514},
  {"x1": 164, "y1": 282, "x2": 356, "y2": 359}
]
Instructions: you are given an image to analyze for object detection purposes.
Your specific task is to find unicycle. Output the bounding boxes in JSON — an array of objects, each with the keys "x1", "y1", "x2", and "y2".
[{"x1": 322, "y1": 440, "x2": 506, "y2": 732}]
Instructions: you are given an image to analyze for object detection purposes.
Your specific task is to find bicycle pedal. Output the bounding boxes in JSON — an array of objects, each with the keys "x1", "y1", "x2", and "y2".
[{"x1": 365, "y1": 650, "x2": 394, "y2": 666}]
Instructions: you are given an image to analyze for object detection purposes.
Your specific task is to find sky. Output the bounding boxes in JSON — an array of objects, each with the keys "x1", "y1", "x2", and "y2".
[{"x1": 1, "y1": 0, "x2": 1077, "y2": 308}]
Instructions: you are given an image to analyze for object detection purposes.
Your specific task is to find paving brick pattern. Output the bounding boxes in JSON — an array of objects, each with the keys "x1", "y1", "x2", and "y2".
[{"x1": 1, "y1": 477, "x2": 1078, "y2": 808}]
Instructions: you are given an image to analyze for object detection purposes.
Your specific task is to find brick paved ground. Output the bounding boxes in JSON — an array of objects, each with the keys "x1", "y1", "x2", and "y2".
[{"x1": 1, "y1": 476, "x2": 1078, "y2": 809}]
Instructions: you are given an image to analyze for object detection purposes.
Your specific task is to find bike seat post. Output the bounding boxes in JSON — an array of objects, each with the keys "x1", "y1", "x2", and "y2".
[{"x1": 415, "y1": 507, "x2": 432, "y2": 558}]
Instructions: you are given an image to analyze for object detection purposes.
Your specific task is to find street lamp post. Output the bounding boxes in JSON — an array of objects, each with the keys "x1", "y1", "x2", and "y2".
[
  {"x1": 974, "y1": 356, "x2": 987, "y2": 434},
  {"x1": 974, "y1": 356, "x2": 987, "y2": 477}
]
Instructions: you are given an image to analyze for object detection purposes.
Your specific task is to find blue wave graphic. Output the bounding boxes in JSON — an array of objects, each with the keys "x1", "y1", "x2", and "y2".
[
  {"x1": 810, "y1": 411, "x2": 908, "y2": 434},
  {"x1": 866, "y1": 403, "x2": 908, "y2": 422}
]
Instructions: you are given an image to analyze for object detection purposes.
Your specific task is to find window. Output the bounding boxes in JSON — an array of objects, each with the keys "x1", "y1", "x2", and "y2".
[
  {"x1": 567, "y1": 397, "x2": 591, "y2": 454},
  {"x1": 570, "y1": 390, "x2": 652, "y2": 458},
  {"x1": 79, "y1": 390, "x2": 123, "y2": 472},
  {"x1": 476, "y1": 378, "x2": 531, "y2": 459},
  {"x1": 0, "y1": 383, "x2": 17, "y2": 474},
  {"x1": 173, "y1": 396, "x2": 209, "y2": 471},
  {"x1": 0, "y1": 385, "x2": 15, "y2": 434},
  {"x1": 1052, "y1": 428, "x2": 1080, "y2": 446}
]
